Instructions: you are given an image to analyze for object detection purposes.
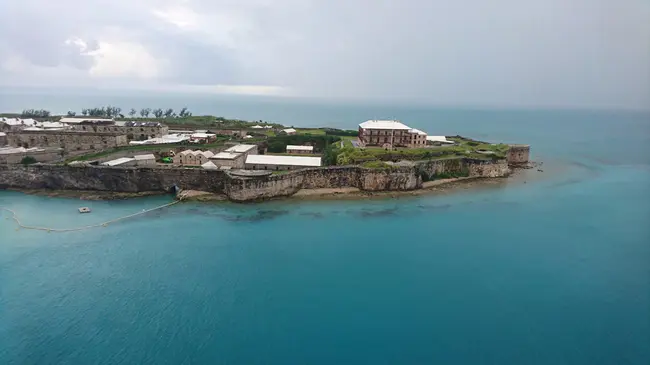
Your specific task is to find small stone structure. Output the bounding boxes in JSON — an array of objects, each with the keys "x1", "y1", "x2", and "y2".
[
  {"x1": 506, "y1": 145, "x2": 530, "y2": 165},
  {"x1": 6, "y1": 130, "x2": 128, "y2": 151}
]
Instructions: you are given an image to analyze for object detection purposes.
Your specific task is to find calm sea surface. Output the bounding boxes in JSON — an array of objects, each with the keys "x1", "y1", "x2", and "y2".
[{"x1": 1, "y1": 97, "x2": 649, "y2": 364}]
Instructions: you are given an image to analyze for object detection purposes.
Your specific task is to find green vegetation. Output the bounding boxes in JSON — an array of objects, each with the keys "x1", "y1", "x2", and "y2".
[
  {"x1": 296, "y1": 128, "x2": 326, "y2": 135},
  {"x1": 324, "y1": 129, "x2": 358, "y2": 137},
  {"x1": 20, "y1": 109, "x2": 51, "y2": 118},
  {"x1": 336, "y1": 146, "x2": 470, "y2": 165},
  {"x1": 9, "y1": 105, "x2": 283, "y2": 129},
  {"x1": 20, "y1": 156, "x2": 37, "y2": 165},
  {"x1": 361, "y1": 161, "x2": 393, "y2": 169},
  {"x1": 266, "y1": 135, "x2": 341, "y2": 154}
]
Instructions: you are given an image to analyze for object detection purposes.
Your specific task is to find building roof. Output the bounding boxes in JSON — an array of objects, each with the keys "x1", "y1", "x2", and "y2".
[
  {"x1": 191, "y1": 133, "x2": 215, "y2": 139},
  {"x1": 201, "y1": 161, "x2": 219, "y2": 170},
  {"x1": 133, "y1": 154, "x2": 155, "y2": 160},
  {"x1": 179, "y1": 149, "x2": 194, "y2": 155},
  {"x1": 194, "y1": 150, "x2": 214, "y2": 158},
  {"x1": 409, "y1": 128, "x2": 427, "y2": 136},
  {"x1": 359, "y1": 120, "x2": 411, "y2": 130},
  {"x1": 39, "y1": 121, "x2": 67, "y2": 129},
  {"x1": 0, "y1": 146, "x2": 45, "y2": 154},
  {"x1": 0, "y1": 118, "x2": 38, "y2": 126},
  {"x1": 283, "y1": 128, "x2": 297, "y2": 133},
  {"x1": 102, "y1": 157, "x2": 134, "y2": 166},
  {"x1": 0, "y1": 132, "x2": 6, "y2": 137},
  {"x1": 60, "y1": 117, "x2": 113, "y2": 124},
  {"x1": 246, "y1": 154, "x2": 321, "y2": 167},
  {"x1": 225, "y1": 144, "x2": 257, "y2": 153},
  {"x1": 426, "y1": 136, "x2": 454, "y2": 143},
  {"x1": 128, "y1": 134, "x2": 189, "y2": 145},
  {"x1": 286, "y1": 145, "x2": 314, "y2": 151},
  {"x1": 251, "y1": 125, "x2": 263, "y2": 129},
  {"x1": 211, "y1": 152, "x2": 242, "y2": 160}
]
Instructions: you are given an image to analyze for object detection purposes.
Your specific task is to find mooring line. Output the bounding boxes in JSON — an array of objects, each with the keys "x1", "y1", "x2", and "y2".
[{"x1": 0, "y1": 200, "x2": 180, "y2": 233}]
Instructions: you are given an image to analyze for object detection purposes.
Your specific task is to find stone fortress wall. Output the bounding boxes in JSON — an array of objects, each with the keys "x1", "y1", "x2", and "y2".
[
  {"x1": 507, "y1": 145, "x2": 530, "y2": 165},
  {"x1": 0, "y1": 157, "x2": 511, "y2": 202}
]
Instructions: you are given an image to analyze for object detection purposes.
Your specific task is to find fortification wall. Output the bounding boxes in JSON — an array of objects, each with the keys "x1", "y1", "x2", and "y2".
[
  {"x1": 0, "y1": 157, "x2": 510, "y2": 202},
  {"x1": 0, "y1": 164, "x2": 227, "y2": 192},
  {"x1": 6, "y1": 131, "x2": 128, "y2": 151},
  {"x1": 507, "y1": 145, "x2": 530, "y2": 165}
]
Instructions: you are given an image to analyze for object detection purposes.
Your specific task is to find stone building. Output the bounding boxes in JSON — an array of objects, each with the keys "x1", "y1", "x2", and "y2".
[
  {"x1": 173, "y1": 150, "x2": 214, "y2": 166},
  {"x1": 358, "y1": 120, "x2": 428, "y2": 148},
  {"x1": 66, "y1": 120, "x2": 169, "y2": 141},
  {"x1": 6, "y1": 130, "x2": 128, "y2": 151},
  {"x1": 224, "y1": 144, "x2": 258, "y2": 157},
  {"x1": 0, "y1": 132, "x2": 6, "y2": 146},
  {"x1": 210, "y1": 152, "x2": 246, "y2": 169},
  {"x1": 286, "y1": 145, "x2": 314, "y2": 154}
]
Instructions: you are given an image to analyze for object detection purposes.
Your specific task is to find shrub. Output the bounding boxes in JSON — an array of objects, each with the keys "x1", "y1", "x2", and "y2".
[
  {"x1": 362, "y1": 161, "x2": 392, "y2": 169},
  {"x1": 21, "y1": 156, "x2": 37, "y2": 165}
]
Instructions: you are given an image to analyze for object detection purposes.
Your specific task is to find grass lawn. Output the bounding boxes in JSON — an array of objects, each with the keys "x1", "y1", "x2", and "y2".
[{"x1": 296, "y1": 128, "x2": 326, "y2": 135}]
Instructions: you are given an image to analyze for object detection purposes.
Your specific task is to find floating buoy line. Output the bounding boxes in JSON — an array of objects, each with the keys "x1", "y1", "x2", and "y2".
[{"x1": 0, "y1": 200, "x2": 180, "y2": 233}]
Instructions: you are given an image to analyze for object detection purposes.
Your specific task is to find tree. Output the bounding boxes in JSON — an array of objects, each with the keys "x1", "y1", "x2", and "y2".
[
  {"x1": 81, "y1": 109, "x2": 89, "y2": 116},
  {"x1": 113, "y1": 107, "x2": 122, "y2": 117},
  {"x1": 153, "y1": 108, "x2": 164, "y2": 118},
  {"x1": 66, "y1": 111, "x2": 76, "y2": 117},
  {"x1": 164, "y1": 108, "x2": 175, "y2": 118},
  {"x1": 20, "y1": 109, "x2": 51, "y2": 118},
  {"x1": 140, "y1": 108, "x2": 151, "y2": 117},
  {"x1": 21, "y1": 156, "x2": 37, "y2": 165},
  {"x1": 178, "y1": 107, "x2": 191, "y2": 118},
  {"x1": 129, "y1": 108, "x2": 137, "y2": 117}
]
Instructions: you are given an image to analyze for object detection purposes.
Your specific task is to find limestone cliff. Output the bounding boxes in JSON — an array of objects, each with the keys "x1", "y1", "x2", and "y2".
[{"x1": 0, "y1": 157, "x2": 510, "y2": 202}]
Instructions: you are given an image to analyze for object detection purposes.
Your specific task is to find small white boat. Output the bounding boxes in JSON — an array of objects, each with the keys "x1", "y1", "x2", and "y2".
[{"x1": 78, "y1": 207, "x2": 91, "y2": 213}]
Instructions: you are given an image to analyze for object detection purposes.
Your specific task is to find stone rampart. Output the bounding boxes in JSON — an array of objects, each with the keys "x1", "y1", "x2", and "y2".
[
  {"x1": 507, "y1": 145, "x2": 530, "y2": 165},
  {"x1": 0, "y1": 157, "x2": 510, "y2": 202}
]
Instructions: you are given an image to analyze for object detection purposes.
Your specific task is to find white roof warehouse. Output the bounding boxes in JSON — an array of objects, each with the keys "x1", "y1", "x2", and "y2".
[{"x1": 245, "y1": 154, "x2": 321, "y2": 170}]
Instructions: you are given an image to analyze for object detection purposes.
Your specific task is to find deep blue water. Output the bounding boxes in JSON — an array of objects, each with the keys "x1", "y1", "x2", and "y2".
[{"x1": 1, "y1": 101, "x2": 649, "y2": 364}]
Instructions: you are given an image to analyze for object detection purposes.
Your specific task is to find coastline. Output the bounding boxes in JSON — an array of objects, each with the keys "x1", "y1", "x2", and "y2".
[
  {"x1": 0, "y1": 164, "x2": 542, "y2": 203},
  {"x1": 0, "y1": 176, "x2": 504, "y2": 203}
]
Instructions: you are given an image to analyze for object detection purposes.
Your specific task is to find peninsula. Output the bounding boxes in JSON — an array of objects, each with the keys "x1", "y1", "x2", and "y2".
[{"x1": 0, "y1": 107, "x2": 531, "y2": 202}]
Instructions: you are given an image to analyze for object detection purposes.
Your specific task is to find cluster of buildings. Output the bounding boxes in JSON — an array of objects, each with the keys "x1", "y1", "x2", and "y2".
[{"x1": 175, "y1": 144, "x2": 321, "y2": 171}]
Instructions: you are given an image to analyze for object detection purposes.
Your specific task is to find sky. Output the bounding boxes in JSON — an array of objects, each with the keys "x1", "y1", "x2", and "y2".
[{"x1": 0, "y1": 0, "x2": 648, "y2": 109}]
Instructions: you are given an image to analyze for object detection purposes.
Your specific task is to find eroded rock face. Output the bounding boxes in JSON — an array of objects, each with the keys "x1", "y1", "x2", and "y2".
[{"x1": 0, "y1": 157, "x2": 510, "y2": 202}]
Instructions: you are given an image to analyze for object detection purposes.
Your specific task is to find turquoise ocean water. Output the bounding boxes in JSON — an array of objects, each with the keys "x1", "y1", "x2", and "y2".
[{"x1": 1, "y1": 98, "x2": 649, "y2": 364}]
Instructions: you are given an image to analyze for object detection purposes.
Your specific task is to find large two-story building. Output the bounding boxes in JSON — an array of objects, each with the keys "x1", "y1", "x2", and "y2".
[{"x1": 358, "y1": 120, "x2": 427, "y2": 148}]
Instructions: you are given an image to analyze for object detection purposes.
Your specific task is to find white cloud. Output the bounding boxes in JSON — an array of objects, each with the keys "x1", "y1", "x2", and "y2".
[
  {"x1": 0, "y1": 0, "x2": 648, "y2": 108},
  {"x1": 85, "y1": 41, "x2": 163, "y2": 79}
]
